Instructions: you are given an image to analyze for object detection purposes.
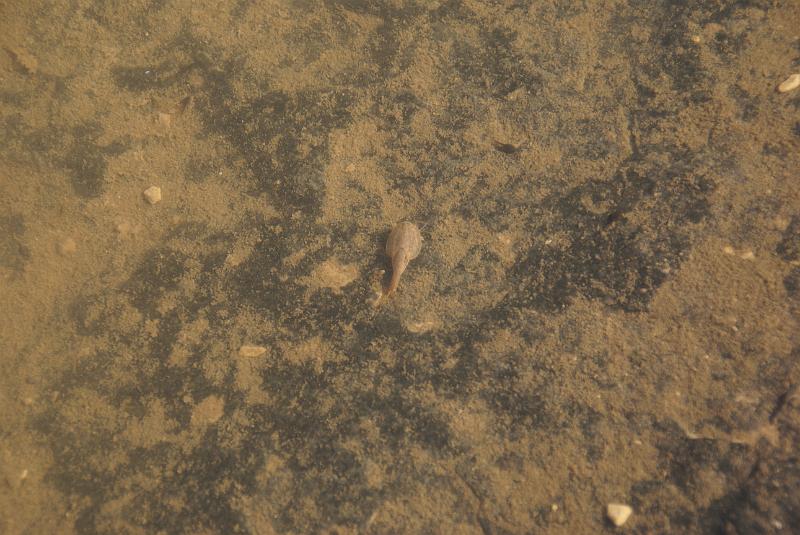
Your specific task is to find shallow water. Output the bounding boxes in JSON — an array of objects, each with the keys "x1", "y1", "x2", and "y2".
[{"x1": 1, "y1": 1, "x2": 799, "y2": 533}]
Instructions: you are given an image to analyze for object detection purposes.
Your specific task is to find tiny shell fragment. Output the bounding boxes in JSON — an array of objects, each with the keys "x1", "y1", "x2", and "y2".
[
  {"x1": 143, "y1": 186, "x2": 162, "y2": 204},
  {"x1": 606, "y1": 503, "x2": 633, "y2": 527},
  {"x1": 239, "y1": 345, "x2": 267, "y2": 357},
  {"x1": 777, "y1": 73, "x2": 800, "y2": 93}
]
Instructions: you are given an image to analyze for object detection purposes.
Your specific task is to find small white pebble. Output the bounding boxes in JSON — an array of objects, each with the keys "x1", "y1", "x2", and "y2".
[
  {"x1": 238, "y1": 345, "x2": 267, "y2": 358},
  {"x1": 551, "y1": 504, "x2": 559, "y2": 512},
  {"x1": 739, "y1": 250, "x2": 755, "y2": 260},
  {"x1": 778, "y1": 73, "x2": 800, "y2": 93},
  {"x1": 607, "y1": 503, "x2": 633, "y2": 527},
  {"x1": 771, "y1": 519, "x2": 783, "y2": 530},
  {"x1": 723, "y1": 246, "x2": 735, "y2": 255},
  {"x1": 690, "y1": 35, "x2": 701, "y2": 44},
  {"x1": 20, "y1": 469, "x2": 28, "y2": 481},
  {"x1": 143, "y1": 186, "x2": 162, "y2": 205}
]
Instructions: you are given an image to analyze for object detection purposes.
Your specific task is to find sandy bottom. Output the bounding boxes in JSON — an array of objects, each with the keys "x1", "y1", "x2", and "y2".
[{"x1": 1, "y1": 1, "x2": 799, "y2": 533}]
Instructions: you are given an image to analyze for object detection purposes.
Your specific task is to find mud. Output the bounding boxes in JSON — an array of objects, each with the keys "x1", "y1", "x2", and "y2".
[{"x1": 1, "y1": 1, "x2": 799, "y2": 533}]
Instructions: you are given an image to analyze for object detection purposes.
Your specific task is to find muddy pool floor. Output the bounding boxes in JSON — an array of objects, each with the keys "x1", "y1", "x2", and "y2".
[{"x1": 1, "y1": 1, "x2": 800, "y2": 534}]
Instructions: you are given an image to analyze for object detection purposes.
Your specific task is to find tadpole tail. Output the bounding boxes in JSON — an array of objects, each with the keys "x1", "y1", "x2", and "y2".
[
  {"x1": 385, "y1": 265, "x2": 403, "y2": 295},
  {"x1": 385, "y1": 251, "x2": 408, "y2": 295}
]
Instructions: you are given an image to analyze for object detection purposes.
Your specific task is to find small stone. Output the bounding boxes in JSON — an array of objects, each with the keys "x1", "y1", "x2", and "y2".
[
  {"x1": 239, "y1": 345, "x2": 267, "y2": 358},
  {"x1": 772, "y1": 217, "x2": 790, "y2": 231},
  {"x1": 368, "y1": 290, "x2": 383, "y2": 308},
  {"x1": 190, "y1": 395, "x2": 224, "y2": 427},
  {"x1": 19, "y1": 469, "x2": 28, "y2": 481},
  {"x1": 57, "y1": 237, "x2": 77, "y2": 255},
  {"x1": 607, "y1": 503, "x2": 633, "y2": 527},
  {"x1": 690, "y1": 35, "x2": 701, "y2": 44},
  {"x1": 143, "y1": 186, "x2": 162, "y2": 204},
  {"x1": 739, "y1": 250, "x2": 755, "y2": 260},
  {"x1": 723, "y1": 246, "x2": 735, "y2": 255},
  {"x1": 7, "y1": 47, "x2": 38, "y2": 74},
  {"x1": 405, "y1": 319, "x2": 439, "y2": 334},
  {"x1": 307, "y1": 258, "x2": 359, "y2": 294},
  {"x1": 116, "y1": 221, "x2": 133, "y2": 237},
  {"x1": 496, "y1": 233, "x2": 512, "y2": 245},
  {"x1": 225, "y1": 246, "x2": 252, "y2": 268},
  {"x1": 157, "y1": 112, "x2": 172, "y2": 128},
  {"x1": 777, "y1": 73, "x2": 800, "y2": 93}
]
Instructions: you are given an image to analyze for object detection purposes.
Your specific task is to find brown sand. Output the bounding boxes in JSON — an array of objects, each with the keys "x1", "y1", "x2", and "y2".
[{"x1": 1, "y1": 1, "x2": 799, "y2": 533}]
